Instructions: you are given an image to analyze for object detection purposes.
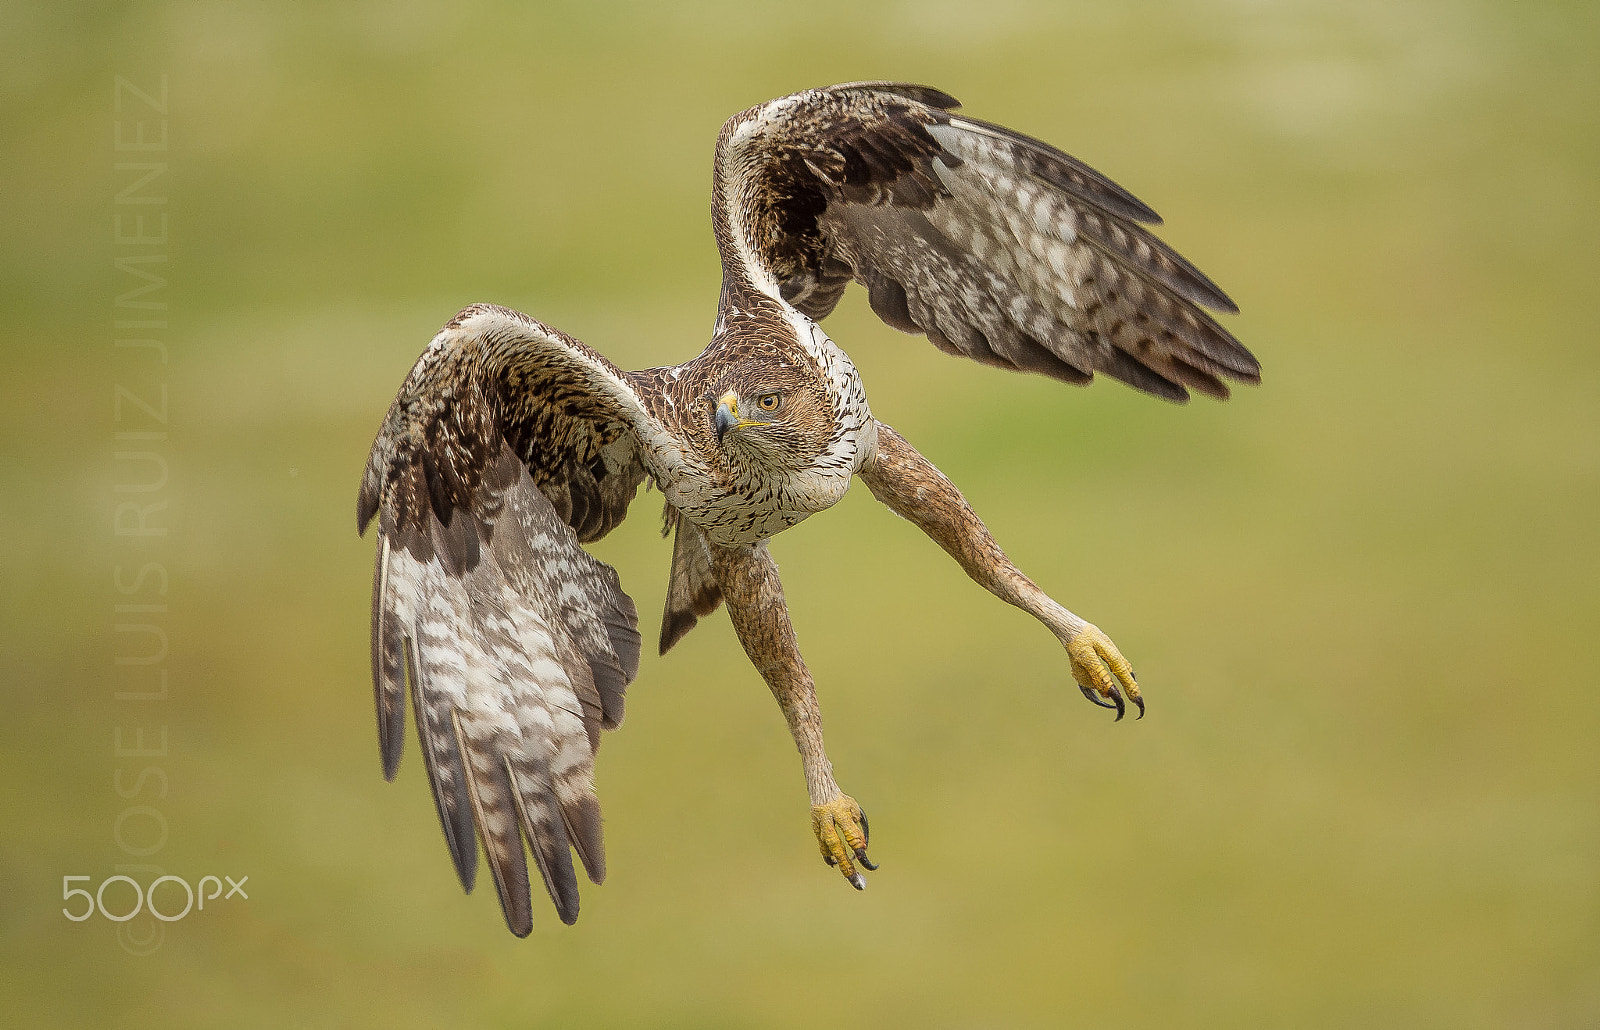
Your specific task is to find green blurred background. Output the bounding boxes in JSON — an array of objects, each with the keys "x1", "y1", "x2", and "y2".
[{"x1": 4, "y1": 1, "x2": 1597, "y2": 1026}]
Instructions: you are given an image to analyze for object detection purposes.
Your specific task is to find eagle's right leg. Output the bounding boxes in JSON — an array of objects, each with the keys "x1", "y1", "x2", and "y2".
[
  {"x1": 707, "y1": 540, "x2": 876, "y2": 890},
  {"x1": 859, "y1": 420, "x2": 1142, "y2": 718}
]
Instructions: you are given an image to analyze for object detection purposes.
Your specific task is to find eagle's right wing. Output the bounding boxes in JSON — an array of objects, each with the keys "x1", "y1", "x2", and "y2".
[{"x1": 357, "y1": 304, "x2": 662, "y2": 935}]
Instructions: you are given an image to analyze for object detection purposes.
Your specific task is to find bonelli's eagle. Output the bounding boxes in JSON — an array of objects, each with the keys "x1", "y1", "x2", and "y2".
[{"x1": 357, "y1": 83, "x2": 1258, "y2": 935}]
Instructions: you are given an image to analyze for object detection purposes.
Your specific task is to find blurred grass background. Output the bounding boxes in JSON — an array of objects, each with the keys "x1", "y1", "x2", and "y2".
[{"x1": 3, "y1": 1, "x2": 1598, "y2": 1026}]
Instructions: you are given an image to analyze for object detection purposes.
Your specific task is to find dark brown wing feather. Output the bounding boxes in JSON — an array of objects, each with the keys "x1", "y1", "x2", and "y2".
[
  {"x1": 719, "y1": 83, "x2": 1259, "y2": 401},
  {"x1": 658, "y1": 503, "x2": 724, "y2": 656},
  {"x1": 359, "y1": 304, "x2": 652, "y2": 933}
]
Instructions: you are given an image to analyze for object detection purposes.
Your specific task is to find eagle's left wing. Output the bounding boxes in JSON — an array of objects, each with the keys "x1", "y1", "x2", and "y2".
[{"x1": 714, "y1": 82, "x2": 1259, "y2": 401}]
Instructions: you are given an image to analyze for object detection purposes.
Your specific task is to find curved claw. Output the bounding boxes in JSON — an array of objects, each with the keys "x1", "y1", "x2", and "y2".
[
  {"x1": 1132, "y1": 691, "x2": 1145, "y2": 720},
  {"x1": 853, "y1": 808, "x2": 878, "y2": 870},
  {"x1": 1078, "y1": 683, "x2": 1118, "y2": 710},
  {"x1": 1110, "y1": 686, "x2": 1126, "y2": 722}
]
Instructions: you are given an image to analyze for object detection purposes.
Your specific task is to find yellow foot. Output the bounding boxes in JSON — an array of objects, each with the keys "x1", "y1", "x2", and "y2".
[
  {"x1": 1067, "y1": 623, "x2": 1143, "y2": 721},
  {"x1": 811, "y1": 794, "x2": 876, "y2": 890}
]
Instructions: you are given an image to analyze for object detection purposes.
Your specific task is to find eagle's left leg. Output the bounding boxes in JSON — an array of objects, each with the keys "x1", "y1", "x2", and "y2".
[
  {"x1": 859, "y1": 420, "x2": 1142, "y2": 718},
  {"x1": 708, "y1": 540, "x2": 876, "y2": 889}
]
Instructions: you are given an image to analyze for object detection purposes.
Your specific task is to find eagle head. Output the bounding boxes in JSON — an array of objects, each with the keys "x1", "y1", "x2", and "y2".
[{"x1": 709, "y1": 359, "x2": 835, "y2": 470}]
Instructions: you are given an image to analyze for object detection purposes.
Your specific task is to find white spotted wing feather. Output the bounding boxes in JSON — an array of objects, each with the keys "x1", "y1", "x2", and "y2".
[
  {"x1": 361, "y1": 306, "x2": 653, "y2": 934},
  {"x1": 717, "y1": 83, "x2": 1260, "y2": 400}
]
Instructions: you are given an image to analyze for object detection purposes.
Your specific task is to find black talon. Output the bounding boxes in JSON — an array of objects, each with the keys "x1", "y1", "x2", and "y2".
[
  {"x1": 1078, "y1": 683, "x2": 1117, "y2": 710},
  {"x1": 855, "y1": 848, "x2": 878, "y2": 871},
  {"x1": 824, "y1": 855, "x2": 837, "y2": 866},
  {"x1": 859, "y1": 809, "x2": 869, "y2": 847},
  {"x1": 848, "y1": 872, "x2": 866, "y2": 891},
  {"x1": 1132, "y1": 693, "x2": 1146, "y2": 719},
  {"x1": 1111, "y1": 688, "x2": 1126, "y2": 722}
]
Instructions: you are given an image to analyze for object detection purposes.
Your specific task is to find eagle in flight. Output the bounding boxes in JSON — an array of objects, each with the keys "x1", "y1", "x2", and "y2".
[{"x1": 357, "y1": 83, "x2": 1258, "y2": 936}]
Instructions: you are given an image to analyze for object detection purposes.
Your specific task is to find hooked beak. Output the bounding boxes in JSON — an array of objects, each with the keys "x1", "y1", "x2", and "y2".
[{"x1": 714, "y1": 391, "x2": 740, "y2": 444}]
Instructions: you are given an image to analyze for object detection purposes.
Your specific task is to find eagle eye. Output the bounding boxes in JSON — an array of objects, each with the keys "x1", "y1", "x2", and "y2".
[{"x1": 757, "y1": 392, "x2": 781, "y2": 411}]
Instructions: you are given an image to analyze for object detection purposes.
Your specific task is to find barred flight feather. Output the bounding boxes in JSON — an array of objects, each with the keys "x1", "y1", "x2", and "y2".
[
  {"x1": 717, "y1": 82, "x2": 1259, "y2": 401},
  {"x1": 362, "y1": 307, "x2": 653, "y2": 932}
]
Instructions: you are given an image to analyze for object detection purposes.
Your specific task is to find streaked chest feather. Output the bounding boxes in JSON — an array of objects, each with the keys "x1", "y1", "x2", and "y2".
[{"x1": 662, "y1": 400, "x2": 876, "y2": 547}]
